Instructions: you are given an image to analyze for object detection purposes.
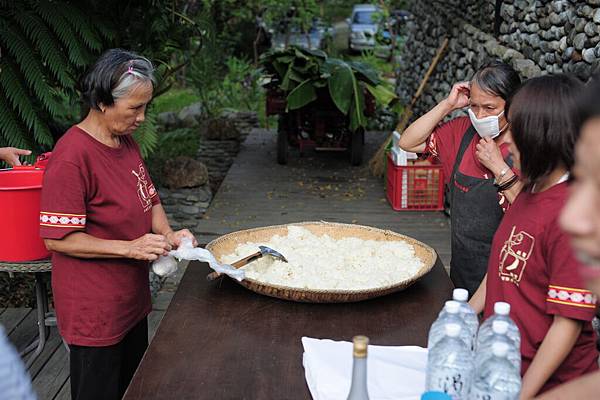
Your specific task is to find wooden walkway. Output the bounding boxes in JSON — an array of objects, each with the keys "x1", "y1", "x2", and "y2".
[
  {"x1": 196, "y1": 128, "x2": 451, "y2": 266},
  {"x1": 0, "y1": 291, "x2": 172, "y2": 400},
  {"x1": 1, "y1": 128, "x2": 451, "y2": 399}
]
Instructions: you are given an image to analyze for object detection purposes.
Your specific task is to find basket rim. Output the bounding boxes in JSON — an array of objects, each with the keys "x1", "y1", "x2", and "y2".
[{"x1": 206, "y1": 221, "x2": 437, "y2": 295}]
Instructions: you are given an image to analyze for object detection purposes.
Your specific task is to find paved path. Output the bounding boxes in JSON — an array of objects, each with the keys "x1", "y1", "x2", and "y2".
[{"x1": 195, "y1": 128, "x2": 451, "y2": 266}]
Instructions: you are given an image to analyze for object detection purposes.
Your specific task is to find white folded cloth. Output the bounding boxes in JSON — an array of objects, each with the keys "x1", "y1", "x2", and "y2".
[{"x1": 302, "y1": 337, "x2": 428, "y2": 400}]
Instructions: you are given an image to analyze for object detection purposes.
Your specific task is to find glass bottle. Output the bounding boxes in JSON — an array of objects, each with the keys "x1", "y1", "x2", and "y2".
[{"x1": 347, "y1": 335, "x2": 370, "y2": 400}]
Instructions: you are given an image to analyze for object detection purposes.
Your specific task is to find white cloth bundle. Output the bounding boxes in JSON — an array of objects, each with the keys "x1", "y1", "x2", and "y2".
[
  {"x1": 302, "y1": 337, "x2": 428, "y2": 400},
  {"x1": 152, "y1": 237, "x2": 245, "y2": 281}
]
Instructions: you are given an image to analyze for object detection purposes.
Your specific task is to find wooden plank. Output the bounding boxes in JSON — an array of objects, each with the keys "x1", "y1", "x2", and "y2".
[
  {"x1": 32, "y1": 343, "x2": 70, "y2": 400},
  {"x1": 26, "y1": 328, "x2": 64, "y2": 381},
  {"x1": 6, "y1": 310, "x2": 38, "y2": 355},
  {"x1": 0, "y1": 308, "x2": 32, "y2": 336},
  {"x1": 51, "y1": 379, "x2": 70, "y2": 400},
  {"x1": 148, "y1": 310, "x2": 165, "y2": 343}
]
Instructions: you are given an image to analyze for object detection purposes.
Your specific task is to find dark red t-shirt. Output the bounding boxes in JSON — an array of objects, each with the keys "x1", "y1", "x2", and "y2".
[
  {"x1": 425, "y1": 116, "x2": 514, "y2": 210},
  {"x1": 40, "y1": 126, "x2": 160, "y2": 346},
  {"x1": 484, "y1": 182, "x2": 598, "y2": 393}
]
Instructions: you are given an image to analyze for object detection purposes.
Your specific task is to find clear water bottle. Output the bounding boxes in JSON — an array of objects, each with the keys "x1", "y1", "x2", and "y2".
[
  {"x1": 470, "y1": 342, "x2": 521, "y2": 400},
  {"x1": 451, "y1": 289, "x2": 479, "y2": 348},
  {"x1": 347, "y1": 335, "x2": 370, "y2": 400},
  {"x1": 477, "y1": 302, "x2": 520, "y2": 352},
  {"x1": 429, "y1": 301, "x2": 473, "y2": 350},
  {"x1": 426, "y1": 323, "x2": 474, "y2": 400},
  {"x1": 475, "y1": 320, "x2": 521, "y2": 372}
]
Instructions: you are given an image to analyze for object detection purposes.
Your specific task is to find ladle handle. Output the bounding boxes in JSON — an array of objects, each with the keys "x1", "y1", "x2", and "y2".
[{"x1": 206, "y1": 251, "x2": 262, "y2": 281}]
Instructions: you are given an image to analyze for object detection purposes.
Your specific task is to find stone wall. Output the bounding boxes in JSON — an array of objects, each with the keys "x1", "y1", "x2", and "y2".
[
  {"x1": 157, "y1": 111, "x2": 259, "y2": 232},
  {"x1": 397, "y1": 0, "x2": 600, "y2": 117}
]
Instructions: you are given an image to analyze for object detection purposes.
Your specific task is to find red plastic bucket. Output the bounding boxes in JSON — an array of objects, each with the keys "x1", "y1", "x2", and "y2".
[{"x1": 0, "y1": 153, "x2": 51, "y2": 261}]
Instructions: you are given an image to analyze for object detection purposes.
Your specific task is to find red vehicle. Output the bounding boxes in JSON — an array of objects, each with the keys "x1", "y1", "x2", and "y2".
[{"x1": 266, "y1": 88, "x2": 376, "y2": 166}]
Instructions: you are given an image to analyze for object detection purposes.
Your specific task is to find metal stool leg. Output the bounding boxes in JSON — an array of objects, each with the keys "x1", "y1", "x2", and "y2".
[{"x1": 22, "y1": 273, "x2": 49, "y2": 369}]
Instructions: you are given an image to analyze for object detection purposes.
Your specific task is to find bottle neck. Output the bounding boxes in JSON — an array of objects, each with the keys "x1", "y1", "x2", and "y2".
[{"x1": 347, "y1": 356, "x2": 369, "y2": 400}]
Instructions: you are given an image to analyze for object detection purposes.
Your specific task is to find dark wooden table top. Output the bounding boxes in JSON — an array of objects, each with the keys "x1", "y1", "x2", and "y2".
[{"x1": 124, "y1": 257, "x2": 453, "y2": 400}]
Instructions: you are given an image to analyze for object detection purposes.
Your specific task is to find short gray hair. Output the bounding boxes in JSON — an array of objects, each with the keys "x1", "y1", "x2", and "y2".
[{"x1": 81, "y1": 49, "x2": 156, "y2": 110}]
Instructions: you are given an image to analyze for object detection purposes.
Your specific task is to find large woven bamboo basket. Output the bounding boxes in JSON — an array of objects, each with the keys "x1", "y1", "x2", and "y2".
[{"x1": 206, "y1": 221, "x2": 437, "y2": 303}]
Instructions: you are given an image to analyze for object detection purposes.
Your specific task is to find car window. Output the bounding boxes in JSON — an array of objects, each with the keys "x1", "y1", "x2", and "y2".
[{"x1": 353, "y1": 11, "x2": 376, "y2": 24}]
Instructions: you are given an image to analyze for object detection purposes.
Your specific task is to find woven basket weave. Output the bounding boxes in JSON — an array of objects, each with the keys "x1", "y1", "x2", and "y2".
[{"x1": 206, "y1": 222, "x2": 437, "y2": 303}]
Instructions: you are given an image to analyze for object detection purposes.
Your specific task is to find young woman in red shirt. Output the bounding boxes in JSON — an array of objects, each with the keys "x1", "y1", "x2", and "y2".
[{"x1": 469, "y1": 74, "x2": 598, "y2": 398}]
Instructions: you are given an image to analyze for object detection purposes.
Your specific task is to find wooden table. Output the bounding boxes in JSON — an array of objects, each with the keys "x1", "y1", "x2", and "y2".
[{"x1": 124, "y1": 258, "x2": 453, "y2": 400}]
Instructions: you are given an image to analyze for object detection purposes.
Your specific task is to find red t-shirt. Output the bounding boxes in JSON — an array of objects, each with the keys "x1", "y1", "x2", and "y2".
[
  {"x1": 425, "y1": 116, "x2": 514, "y2": 210},
  {"x1": 484, "y1": 182, "x2": 598, "y2": 393},
  {"x1": 40, "y1": 126, "x2": 160, "y2": 346}
]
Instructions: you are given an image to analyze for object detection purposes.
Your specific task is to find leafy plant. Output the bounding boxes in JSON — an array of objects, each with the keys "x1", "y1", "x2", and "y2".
[
  {"x1": 0, "y1": 0, "x2": 110, "y2": 158},
  {"x1": 260, "y1": 45, "x2": 398, "y2": 131},
  {"x1": 0, "y1": 0, "x2": 212, "y2": 159}
]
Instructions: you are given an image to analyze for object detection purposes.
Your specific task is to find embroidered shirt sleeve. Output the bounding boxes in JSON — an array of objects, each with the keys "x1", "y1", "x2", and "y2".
[
  {"x1": 545, "y1": 217, "x2": 597, "y2": 320},
  {"x1": 39, "y1": 160, "x2": 87, "y2": 240},
  {"x1": 546, "y1": 285, "x2": 596, "y2": 309}
]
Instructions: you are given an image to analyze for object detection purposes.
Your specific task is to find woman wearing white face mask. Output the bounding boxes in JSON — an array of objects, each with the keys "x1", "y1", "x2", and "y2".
[{"x1": 400, "y1": 60, "x2": 521, "y2": 295}]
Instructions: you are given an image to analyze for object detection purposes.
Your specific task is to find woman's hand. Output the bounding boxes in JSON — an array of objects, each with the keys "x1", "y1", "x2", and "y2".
[
  {"x1": 443, "y1": 82, "x2": 471, "y2": 111},
  {"x1": 476, "y1": 137, "x2": 508, "y2": 177},
  {"x1": 0, "y1": 147, "x2": 31, "y2": 166},
  {"x1": 166, "y1": 229, "x2": 198, "y2": 248},
  {"x1": 127, "y1": 233, "x2": 172, "y2": 261}
]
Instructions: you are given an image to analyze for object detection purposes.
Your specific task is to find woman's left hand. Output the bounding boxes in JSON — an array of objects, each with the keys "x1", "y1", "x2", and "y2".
[
  {"x1": 475, "y1": 137, "x2": 507, "y2": 177},
  {"x1": 166, "y1": 229, "x2": 198, "y2": 248}
]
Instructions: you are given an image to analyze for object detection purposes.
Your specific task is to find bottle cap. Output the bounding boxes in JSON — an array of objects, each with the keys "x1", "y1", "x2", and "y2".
[
  {"x1": 492, "y1": 341, "x2": 509, "y2": 357},
  {"x1": 492, "y1": 320, "x2": 509, "y2": 335},
  {"x1": 494, "y1": 302, "x2": 510, "y2": 315},
  {"x1": 352, "y1": 335, "x2": 369, "y2": 358},
  {"x1": 453, "y1": 288, "x2": 469, "y2": 302},
  {"x1": 421, "y1": 392, "x2": 453, "y2": 400},
  {"x1": 445, "y1": 300, "x2": 461, "y2": 314},
  {"x1": 445, "y1": 323, "x2": 461, "y2": 337}
]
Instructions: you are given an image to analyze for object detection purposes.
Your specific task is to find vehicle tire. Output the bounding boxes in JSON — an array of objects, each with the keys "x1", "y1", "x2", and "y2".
[
  {"x1": 350, "y1": 128, "x2": 364, "y2": 166},
  {"x1": 277, "y1": 114, "x2": 289, "y2": 165}
]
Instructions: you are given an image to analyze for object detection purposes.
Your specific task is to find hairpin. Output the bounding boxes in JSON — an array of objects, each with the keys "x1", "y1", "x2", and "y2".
[{"x1": 127, "y1": 61, "x2": 134, "y2": 74}]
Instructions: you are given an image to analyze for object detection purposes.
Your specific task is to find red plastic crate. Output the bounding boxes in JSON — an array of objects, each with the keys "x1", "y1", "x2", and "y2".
[{"x1": 386, "y1": 154, "x2": 444, "y2": 211}]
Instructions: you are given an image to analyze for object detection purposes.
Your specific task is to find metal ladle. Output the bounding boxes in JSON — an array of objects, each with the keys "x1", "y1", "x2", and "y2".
[{"x1": 206, "y1": 245, "x2": 288, "y2": 281}]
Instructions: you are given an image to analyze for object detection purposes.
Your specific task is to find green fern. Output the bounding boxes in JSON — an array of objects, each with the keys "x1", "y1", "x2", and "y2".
[
  {"x1": 13, "y1": 10, "x2": 76, "y2": 88},
  {"x1": 34, "y1": 1, "x2": 94, "y2": 67}
]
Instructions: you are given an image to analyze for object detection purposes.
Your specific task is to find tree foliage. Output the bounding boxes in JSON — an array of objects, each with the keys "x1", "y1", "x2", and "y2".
[{"x1": 0, "y1": 0, "x2": 209, "y2": 159}]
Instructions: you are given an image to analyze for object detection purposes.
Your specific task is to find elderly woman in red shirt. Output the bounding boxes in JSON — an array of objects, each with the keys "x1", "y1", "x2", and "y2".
[
  {"x1": 469, "y1": 74, "x2": 598, "y2": 398},
  {"x1": 40, "y1": 49, "x2": 196, "y2": 400}
]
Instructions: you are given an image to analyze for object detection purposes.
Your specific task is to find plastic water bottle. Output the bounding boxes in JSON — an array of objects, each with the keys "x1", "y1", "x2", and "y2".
[
  {"x1": 428, "y1": 301, "x2": 473, "y2": 350},
  {"x1": 426, "y1": 323, "x2": 474, "y2": 400},
  {"x1": 451, "y1": 289, "x2": 479, "y2": 348},
  {"x1": 475, "y1": 320, "x2": 521, "y2": 372},
  {"x1": 477, "y1": 302, "x2": 520, "y2": 351},
  {"x1": 470, "y1": 342, "x2": 521, "y2": 400}
]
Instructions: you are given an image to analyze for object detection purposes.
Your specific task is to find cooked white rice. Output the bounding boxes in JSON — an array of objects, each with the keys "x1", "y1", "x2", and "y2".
[{"x1": 221, "y1": 226, "x2": 424, "y2": 291}]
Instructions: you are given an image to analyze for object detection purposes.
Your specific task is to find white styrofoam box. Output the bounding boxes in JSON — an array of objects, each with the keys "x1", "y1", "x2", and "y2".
[{"x1": 392, "y1": 130, "x2": 401, "y2": 147}]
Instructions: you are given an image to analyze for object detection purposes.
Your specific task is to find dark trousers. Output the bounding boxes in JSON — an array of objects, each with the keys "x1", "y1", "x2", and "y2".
[{"x1": 69, "y1": 317, "x2": 148, "y2": 400}]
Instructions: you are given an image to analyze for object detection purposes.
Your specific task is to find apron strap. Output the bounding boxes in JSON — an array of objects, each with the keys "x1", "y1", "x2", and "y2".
[{"x1": 450, "y1": 124, "x2": 477, "y2": 186}]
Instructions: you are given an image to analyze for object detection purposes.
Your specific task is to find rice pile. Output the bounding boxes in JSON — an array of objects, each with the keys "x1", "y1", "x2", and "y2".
[{"x1": 221, "y1": 226, "x2": 424, "y2": 291}]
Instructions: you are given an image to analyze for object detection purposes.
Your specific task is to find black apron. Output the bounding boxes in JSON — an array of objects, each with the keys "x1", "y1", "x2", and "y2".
[{"x1": 449, "y1": 126, "x2": 507, "y2": 296}]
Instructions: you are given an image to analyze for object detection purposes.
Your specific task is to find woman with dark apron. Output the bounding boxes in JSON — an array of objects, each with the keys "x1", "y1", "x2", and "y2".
[{"x1": 399, "y1": 60, "x2": 522, "y2": 295}]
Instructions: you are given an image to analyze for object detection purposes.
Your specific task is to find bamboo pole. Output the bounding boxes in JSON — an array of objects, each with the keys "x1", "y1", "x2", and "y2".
[{"x1": 368, "y1": 37, "x2": 449, "y2": 177}]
